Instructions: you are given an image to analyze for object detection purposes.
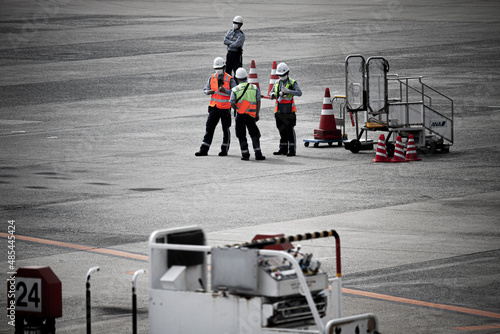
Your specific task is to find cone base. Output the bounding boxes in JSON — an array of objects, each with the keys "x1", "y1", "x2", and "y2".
[
  {"x1": 390, "y1": 159, "x2": 409, "y2": 162},
  {"x1": 314, "y1": 129, "x2": 342, "y2": 140},
  {"x1": 372, "y1": 158, "x2": 390, "y2": 163}
]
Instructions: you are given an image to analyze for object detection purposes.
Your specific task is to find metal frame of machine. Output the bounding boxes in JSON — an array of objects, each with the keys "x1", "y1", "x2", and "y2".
[
  {"x1": 148, "y1": 226, "x2": 379, "y2": 334},
  {"x1": 343, "y1": 54, "x2": 454, "y2": 155}
]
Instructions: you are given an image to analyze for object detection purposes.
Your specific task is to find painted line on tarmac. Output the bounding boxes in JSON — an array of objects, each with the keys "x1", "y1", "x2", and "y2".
[
  {"x1": 0, "y1": 232, "x2": 148, "y2": 261},
  {"x1": 4, "y1": 233, "x2": 500, "y2": 321},
  {"x1": 343, "y1": 288, "x2": 500, "y2": 320},
  {"x1": 453, "y1": 324, "x2": 500, "y2": 330}
]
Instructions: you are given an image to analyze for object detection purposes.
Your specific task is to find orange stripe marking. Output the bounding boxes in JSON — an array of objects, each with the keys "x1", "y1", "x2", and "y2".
[
  {"x1": 343, "y1": 288, "x2": 500, "y2": 319},
  {"x1": 453, "y1": 324, "x2": 500, "y2": 330},
  {"x1": 125, "y1": 270, "x2": 148, "y2": 275},
  {"x1": 0, "y1": 232, "x2": 148, "y2": 261}
]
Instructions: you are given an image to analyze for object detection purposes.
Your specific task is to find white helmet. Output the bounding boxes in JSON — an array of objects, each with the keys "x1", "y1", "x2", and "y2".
[
  {"x1": 213, "y1": 57, "x2": 225, "y2": 69},
  {"x1": 276, "y1": 62, "x2": 289, "y2": 76},
  {"x1": 233, "y1": 16, "x2": 243, "y2": 25},
  {"x1": 235, "y1": 67, "x2": 248, "y2": 79}
]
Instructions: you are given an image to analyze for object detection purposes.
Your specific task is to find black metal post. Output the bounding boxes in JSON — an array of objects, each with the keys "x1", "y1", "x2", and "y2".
[
  {"x1": 132, "y1": 286, "x2": 137, "y2": 334},
  {"x1": 85, "y1": 266, "x2": 100, "y2": 334},
  {"x1": 132, "y1": 269, "x2": 145, "y2": 334},
  {"x1": 86, "y1": 282, "x2": 91, "y2": 334}
]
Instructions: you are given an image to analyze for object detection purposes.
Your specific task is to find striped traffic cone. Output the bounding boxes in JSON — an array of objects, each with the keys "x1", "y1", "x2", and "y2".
[
  {"x1": 248, "y1": 60, "x2": 260, "y2": 91},
  {"x1": 265, "y1": 61, "x2": 278, "y2": 98},
  {"x1": 390, "y1": 135, "x2": 408, "y2": 162},
  {"x1": 405, "y1": 135, "x2": 422, "y2": 161},
  {"x1": 314, "y1": 88, "x2": 342, "y2": 140},
  {"x1": 372, "y1": 134, "x2": 390, "y2": 162}
]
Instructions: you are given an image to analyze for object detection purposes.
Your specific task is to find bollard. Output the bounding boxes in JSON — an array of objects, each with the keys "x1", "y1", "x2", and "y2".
[
  {"x1": 132, "y1": 269, "x2": 146, "y2": 334},
  {"x1": 85, "y1": 266, "x2": 100, "y2": 334}
]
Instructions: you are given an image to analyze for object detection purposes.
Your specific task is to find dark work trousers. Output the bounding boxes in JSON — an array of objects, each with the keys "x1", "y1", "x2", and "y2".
[
  {"x1": 235, "y1": 113, "x2": 262, "y2": 158},
  {"x1": 275, "y1": 112, "x2": 297, "y2": 153},
  {"x1": 199, "y1": 106, "x2": 232, "y2": 154},
  {"x1": 225, "y1": 50, "x2": 242, "y2": 77}
]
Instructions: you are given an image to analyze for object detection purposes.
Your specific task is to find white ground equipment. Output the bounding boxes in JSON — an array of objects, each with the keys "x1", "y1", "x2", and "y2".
[
  {"x1": 148, "y1": 226, "x2": 379, "y2": 334},
  {"x1": 344, "y1": 54, "x2": 454, "y2": 155}
]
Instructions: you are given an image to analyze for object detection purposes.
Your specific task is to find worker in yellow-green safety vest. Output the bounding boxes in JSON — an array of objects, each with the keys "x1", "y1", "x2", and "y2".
[
  {"x1": 230, "y1": 67, "x2": 265, "y2": 161},
  {"x1": 269, "y1": 62, "x2": 302, "y2": 157},
  {"x1": 195, "y1": 57, "x2": 236, "y2": 157}
]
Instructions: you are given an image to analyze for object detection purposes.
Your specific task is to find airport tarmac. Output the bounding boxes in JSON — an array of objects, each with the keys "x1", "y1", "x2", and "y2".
[{"x1": 1, "y1": 0, "x2": 499, "y2": 333}]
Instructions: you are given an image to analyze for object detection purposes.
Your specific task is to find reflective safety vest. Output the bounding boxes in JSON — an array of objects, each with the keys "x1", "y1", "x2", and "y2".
[
  {"x1": 232, "y1": 83, "x2": 258, "y2": 118},
  {"x1": 209, "y1": 72, "x2": 232, "y2": 109},
  {"x1": 274, "y1": 78, "x2": 297, "y2": 113}
]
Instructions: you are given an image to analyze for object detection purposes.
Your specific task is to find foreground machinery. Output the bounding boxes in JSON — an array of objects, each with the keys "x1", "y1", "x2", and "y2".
[
  {"x1": 343, "y1": 54, "x2": 454, "y2": 156},
  {"x1": 148, "y1": 226, "x2": 379, "y2": 333}
]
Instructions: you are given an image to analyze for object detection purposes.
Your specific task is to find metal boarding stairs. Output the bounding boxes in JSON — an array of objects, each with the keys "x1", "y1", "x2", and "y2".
[{"x1": 345, "y1": 54, "x2": 454, "y2": 154}]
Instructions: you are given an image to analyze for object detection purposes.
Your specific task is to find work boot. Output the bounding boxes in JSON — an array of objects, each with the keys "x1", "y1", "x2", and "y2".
[
  {"x1": 287, "y1": 150, "x2": 296, "y2": 157},
  {"x1": 195, "y1": 151, "x2": 208, "y2": 156},
  {"x1": 255, "y1": 152, "x2": 266, "y2": 160},
  {"x1": 195, "y1": 144, "x2": 209, "y2": 156},
  {"x1": 218, "y1": 151, "x2": 228, "y2": 156},
  {"x1": 241, "y1": 153, "x2": 250, "y2": 161},
  {"x1": 273, "y1": 147, "x2": 287, "y2": 155}
]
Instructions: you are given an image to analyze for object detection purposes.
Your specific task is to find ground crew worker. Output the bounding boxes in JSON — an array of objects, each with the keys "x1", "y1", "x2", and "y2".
[
  {"x1": 224, "y1": 16, "x2": 245, "y2": 77},
  {"x1": 230, "y1": 67, "x2": 265, "y2": 161},
  {"x1": 195, "y1": 57, "x2": 236, "y2": 156},
  {"x1": 269, "y1": 62, "x2": 302, "y2": 156}
]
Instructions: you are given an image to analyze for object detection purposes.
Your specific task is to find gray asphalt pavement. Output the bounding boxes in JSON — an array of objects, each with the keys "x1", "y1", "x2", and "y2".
[{"x1": 1, "y1": 0, "x2": 499, "y2": 333}]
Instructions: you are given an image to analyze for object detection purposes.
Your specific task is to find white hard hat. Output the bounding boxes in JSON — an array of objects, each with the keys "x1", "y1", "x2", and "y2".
[
  {"x1": 233, "y1": 16, "x2": 243, "y2": 25},
  {"x1": 213, "y1": 57, "x2": 225, "y2": 69},
  {"x1": 276, "y1": 62, "x2": 289, "y2": 76},
  {"x1": 235, "y1": 67, "x2": 248, "y2": 79}
]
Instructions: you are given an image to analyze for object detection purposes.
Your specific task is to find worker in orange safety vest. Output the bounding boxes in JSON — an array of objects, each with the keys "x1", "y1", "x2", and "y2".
[{"x1": 195, "y1": 57, "x2": 236, "y2": 156}]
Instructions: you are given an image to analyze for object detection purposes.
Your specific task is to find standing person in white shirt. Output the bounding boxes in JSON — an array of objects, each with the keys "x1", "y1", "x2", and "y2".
[{"x1": 224, "y1": 16, "x2": 245, "y2": 77}]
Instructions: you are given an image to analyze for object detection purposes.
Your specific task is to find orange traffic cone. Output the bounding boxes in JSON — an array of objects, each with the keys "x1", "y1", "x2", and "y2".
[
  {"x1": 405, "y1": 135, "x2": 422, "y2": 161},
  {"x1": 248, "y1": 60, "x2": 260, "y2": 91},
  {"x1": 390, "y1": 135, "x2": 408, "y2": 162},
  {"x1": 265, "y1": 61, "x2": 278, "y2": 98},
  {"x1": 314, "y1": 88, "x2": 342, "y2": 140},
  {"x1": 372, "y1": 134, "x2": 390, "y2": 162}
]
